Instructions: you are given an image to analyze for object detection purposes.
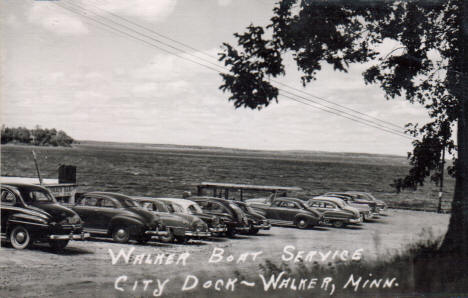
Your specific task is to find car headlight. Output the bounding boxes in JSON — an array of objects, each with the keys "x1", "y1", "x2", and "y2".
[{"x1": 68, "y1": 214, "x2": 81, "y2": 224}]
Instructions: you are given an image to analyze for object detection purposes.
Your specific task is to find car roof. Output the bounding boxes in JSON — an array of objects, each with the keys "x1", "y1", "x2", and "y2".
[
  {"x1": 83, "y1": 191, "x2": 133, "y2": 202},
  {"x1": 273, "y1": 197, "x2": 306, "y2": 205},
  {"x1": 1, "y1": 183, "x2": 49, "y2": 192},
  {"x1": 153, "y1": 198, "x2": 198, "y2": 207},
  {"x1": 309, "y1": 196, "x2": 344, "y2": 204}
]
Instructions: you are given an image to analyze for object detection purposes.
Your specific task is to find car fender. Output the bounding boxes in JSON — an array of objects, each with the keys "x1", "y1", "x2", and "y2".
[
  {"x1": 6, "y1": 210, "x2": 50, "y2": 236},
  {"x1": 108, "y1": 216, "x2": 146, "y2": 235},
  {"x1": 293, "y1": 213, "x2": 317, "y2": 224}
]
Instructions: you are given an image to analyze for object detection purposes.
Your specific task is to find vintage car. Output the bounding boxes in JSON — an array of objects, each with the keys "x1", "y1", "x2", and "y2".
[
  {"x1": 189, "y1": 196, "x2": 250, "y2": 237},
  {"x1": 344, "y1": 191, "x2": 388, "y2": 214},
  {"x1": 247, "y1": 197, "x2": 323, "y2": 229},
  {"x1": 1, "y1": 183, "x2": 89, "y2": 250},
  {"x1": 154, "y1": 198, "x2": 227, "y2": 236},
  {"x1": 306, "y1": 196, "x2": 362, "y2": 228},
  {"x1": 132, "y1": 197, "x2": 210, "y2": 242},
  {"x1": 321, "y1": 194, "x2": 372, "y2": 220},
  {"x1": 325, "y1": 192, "x2": 380, "y2": 218},
  {"x1": 230, "y1": 201, "x2": 270, "y2": 234},
  {"x1": 71, "y1": 192, "x2": 167, "y2": 243}
]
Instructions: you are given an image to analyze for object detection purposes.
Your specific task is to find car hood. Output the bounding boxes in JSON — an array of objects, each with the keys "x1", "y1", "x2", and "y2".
[
  {"x1": 28, "y1": 203, "x2": 77, "y2": 221},
  {"x1": 342, "y1": 205, "x2": 361, "y2": 218},
  {"x1": 245, "y1": 212, "x2": 266, "y2": 221},
  {"x1": 304, "y1": 207, "x2": 322, "y2": 219}
]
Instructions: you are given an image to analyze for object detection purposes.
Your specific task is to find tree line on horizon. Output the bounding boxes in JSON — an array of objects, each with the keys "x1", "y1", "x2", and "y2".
[{"x1": 1, "y1": 125, "x2": 74, "y2": 147}]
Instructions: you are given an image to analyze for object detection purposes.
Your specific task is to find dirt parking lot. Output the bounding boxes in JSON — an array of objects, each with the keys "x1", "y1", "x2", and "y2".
[{"x1": 0, "y1": 209, "x2": 449, "y2": 297}]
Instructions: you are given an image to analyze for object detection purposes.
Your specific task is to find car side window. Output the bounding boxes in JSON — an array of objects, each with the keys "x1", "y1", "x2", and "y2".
[
  {"x1": 82, "y1": 197, "x2": 98, "y2": 206},
  {"x1": 141, "y1": 202, "x2": 155, "y2": 211},
  {"x1": 325, "y1": 203, "x2": 335, "y2": 209},
  {"x1": 1, "y1": 190, "x2": 17, "y2": 206},
  {"x1": 187, "y1": 205, "x2": 197, "y2": 214},
  {"x1": 272, "y1": 200, "x2": 282, "y2": 207},
  {"x1": 280, "y1": 201, "x2": 298, "y2": 209},
  {"x1": 210, "y1": 202, "x2": 227, "y2": 214},
  {"x1": 100, "y1": 198, "x2": 116, "y2": 208}
]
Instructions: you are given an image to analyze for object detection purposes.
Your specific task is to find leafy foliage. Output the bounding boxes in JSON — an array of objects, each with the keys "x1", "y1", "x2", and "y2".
[
  {"x1": 1, "y1": 125, "x2": 74, "y2": 147},
  {"x1": 218, "y1": 0, "x2": 463, "y2": 190}
]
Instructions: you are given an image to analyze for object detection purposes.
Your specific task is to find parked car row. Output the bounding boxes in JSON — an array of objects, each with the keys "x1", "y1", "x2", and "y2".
[{"x1": 1, "y1": 182, "x2": 388, "y2": 250}]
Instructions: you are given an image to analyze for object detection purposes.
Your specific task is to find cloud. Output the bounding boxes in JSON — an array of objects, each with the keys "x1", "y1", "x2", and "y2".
[
  {"x1": 84, "y1": 0, "x2": 177, "y2": 21},
  {"x1": 27, "y1": 2, "x2": 88, "y2": 35},
  {"x1": 218, "y1": 0, "x2": 232, "y2": 7}
]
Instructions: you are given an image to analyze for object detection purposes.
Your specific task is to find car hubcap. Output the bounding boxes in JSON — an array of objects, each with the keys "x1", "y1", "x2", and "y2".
[
  {"x1": 116, "y1": 229, "x2": 126, "y2": 238},
  {"x1": 15, "y1": 232, "x2": 26, "y2": 243},
  {"x1": 299, "y1": 220, "x2": 305, "y2": 226}
]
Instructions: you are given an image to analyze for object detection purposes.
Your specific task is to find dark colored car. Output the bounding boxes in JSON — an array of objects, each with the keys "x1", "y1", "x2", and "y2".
[
  {"x1": 231, "y1": 201, "x2": 270, "y2": 234},
  {"x1": 189, "y1": 196, "x2": 250, "y2": 237},
  {"x1": 133, "y1": 197, "x2": 211, "y2": 242},
  {"x1": 157, "y1": 198, "x2": 228, "y2": 236},
  {"x1": 306, "y1": 196, "x2": 362, "y2": 228},
  {"x1": 72, "y1": 192, "x2": 167, "y2": 243},
  {"x1": 1, "y1": 183, "x2": 89, "y2": 250},
  {"x1": 247, "y1": 197, "x2": 323, "y2": 229}
]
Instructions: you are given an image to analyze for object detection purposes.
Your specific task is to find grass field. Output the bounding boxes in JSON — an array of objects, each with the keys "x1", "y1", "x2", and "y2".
[{"x1": 0, "y1": 142, "x2": 455, "y2": 211}]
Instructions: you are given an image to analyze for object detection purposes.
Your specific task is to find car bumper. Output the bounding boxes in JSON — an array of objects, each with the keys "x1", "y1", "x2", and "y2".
[
  {"x1": 349, "y1": 217, "x2": 363, "y2": 224},
  {"x1": 235, "y1": 226, "x2": 251, "y2": 232},
  {"x1": 49, "y1": 232, "x2": 90, "y2": 240},
  {"x1": 253, "y1": 223, "x2": 271, "y2": 230},
  {"x1": 145, "y1": 230, "x2": 169, "y2": 236},
  {"x1": 185, "y1": 231, "x2": 211, "y2": 237},
  {"x1": 209, "y1": 226, "x2": 228, "y2": 233}
]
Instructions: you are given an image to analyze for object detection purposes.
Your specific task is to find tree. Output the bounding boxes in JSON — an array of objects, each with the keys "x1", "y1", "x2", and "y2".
[{"x1": 218, "y1": 0, "x2": 467, "y2": 256}]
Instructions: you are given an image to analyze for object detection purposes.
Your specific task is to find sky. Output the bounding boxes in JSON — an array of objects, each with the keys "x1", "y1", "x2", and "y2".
[{"x1": 1, "y1": 0, "x2": 431, "y2": 155}]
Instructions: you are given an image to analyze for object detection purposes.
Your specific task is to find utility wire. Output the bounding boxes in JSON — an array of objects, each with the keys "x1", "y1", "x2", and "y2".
[
  {"x1": 280, "y1": 93, "x2": 413, "y2": 139},
  {"x1": 54, "y1": 1, "x2": 413, "y2": 140},
  {"x1": 82, "y1": 0, "x2": 405, "y2": 131},
  {"x1": 70, "y1": 0, "x2": 406, "y2": 131}
]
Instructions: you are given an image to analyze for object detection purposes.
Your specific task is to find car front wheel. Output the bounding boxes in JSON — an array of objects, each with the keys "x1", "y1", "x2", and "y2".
[
  {"x1": 295, "y1": 218, "x2": 309, "y2": 229},
  {"x1": 332, "y1": 221, "x2": 346, "y2": 228},
  {"x1": 159, "y1": 229, "x2": 174, "y2": 243},
  {"x1": 49, "y1": 240, "x2": 69, "y2": 250},
  {"x1": 10, "y1": 225, "x2": 32, "y2": 249},
  {"x1": 112, "y1": 226, "x2": 130, "y2": 243}
]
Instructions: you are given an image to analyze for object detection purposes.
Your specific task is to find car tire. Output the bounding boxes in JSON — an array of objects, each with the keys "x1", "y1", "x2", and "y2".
[
  {"x1": 332, "y1": 221, "x2": 345, "y2": 228},
  {"x1": 249, "y1": 228, "x2": 259, "y2": 235},
  {"x1": 159, "y1": 229, "x2": 174, "y2": 243},
  {"x1": 226, "y1": 227, "x2": 236, "y2": 238},
  {"x1": 295, "y1": 218, "x2": 309, "y2": 229},
  {"x1": 175, "y1": 236, "x2": 187, "y2": 244},
  {"x1": 49, "y1": 240, "x2": 69, "y2": 251},
  {"x1": 112, "y1": 226, "x2": 130, "y2": 243},
  {"x1": 10, "y1": 225, "x2": 32, "y2": 249},
  {"x1": 137, "y1": 235, "x2": 152, "y2": 244}
]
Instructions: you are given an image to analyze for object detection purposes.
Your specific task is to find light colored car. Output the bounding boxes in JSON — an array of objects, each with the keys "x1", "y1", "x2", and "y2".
[
  {"x1": 344, "y1": 191, "x2": 388, "y2": 214},
  {"x1": 307, "y1": 196, "x2": 362, "y2": 228},
  {"x1": 133, "y1": 197, "x2": 211, "y2": 242},
  {"x1": 155, "y1": 198, "x2": 227, "y2": 236}
]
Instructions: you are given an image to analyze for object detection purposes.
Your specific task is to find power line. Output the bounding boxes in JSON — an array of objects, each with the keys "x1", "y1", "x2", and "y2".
[
  {"x1": 53, "y1": 2, "x2": 224, "y2": 74},
  {"x1": 83, "y1": 0, "x2": 405, "y2": 130},
  {"x1": 54, "y1": 1, "x2": 413, "y2": 140},
  {"x1": 280, "y1": 93, "x2": 413, "y2": 139}
]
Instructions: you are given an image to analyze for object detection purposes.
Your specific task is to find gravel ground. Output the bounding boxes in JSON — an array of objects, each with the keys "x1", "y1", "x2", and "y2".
[{"x1": 0, "y1": 209, "x2": 450, "y2": 297}]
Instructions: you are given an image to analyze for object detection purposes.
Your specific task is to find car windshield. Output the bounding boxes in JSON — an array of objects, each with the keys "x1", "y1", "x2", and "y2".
[
  {"x1": 188, "y1": 203, "x2": 203, "y2": 214},
  {"x1": 229, "y1": 203, "x2": 245, "y2": 219},
  {"x1": 20, "y1": 188, "x2": 56, "y2": 203},
  {"x1": 122, "y1": 198, "x2": 138, "y2": 208},
  {"x1": 163, "y1": 202, "x2": 174, "y2": 213}
]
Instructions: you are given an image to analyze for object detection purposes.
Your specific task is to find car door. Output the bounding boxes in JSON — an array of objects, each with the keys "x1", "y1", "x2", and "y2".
[
  {"x1": 278, "y1": 201, "x2": 301, "y2": 222},
  {"x1": 95, "y1": 197, "x2": 122, "y2": 230},
  {"x1": 1, "y1": 188, "x2": 20, "y2": 235},
  {"x1": 73, "y1": 195, "x2": 100, "y2": 229}
]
